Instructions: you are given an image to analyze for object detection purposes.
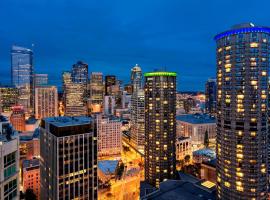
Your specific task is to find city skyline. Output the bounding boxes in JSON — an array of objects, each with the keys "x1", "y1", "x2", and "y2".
[{"x1": 2, "y1": 0, "x2": 270, "y2": 91}]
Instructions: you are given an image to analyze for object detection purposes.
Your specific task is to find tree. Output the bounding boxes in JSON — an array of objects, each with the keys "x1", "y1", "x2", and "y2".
[
  {"x1": 184, "y1": 155, "x2": 191, "y2": 165},
  {"x1": 204, "y1": 130, "x2": 209, "y2": 148},
  {"x1": 24, "y1": 189, "x2": 37, "y2": 200}
]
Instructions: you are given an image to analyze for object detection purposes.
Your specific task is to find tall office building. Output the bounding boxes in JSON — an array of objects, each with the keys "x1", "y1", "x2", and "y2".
[
  {"x1": 144, "y1": 71, "x2": 177, "y2": 188},
  {"x1": 105, "y1": 75, "x2": 116, "y2": 95},
  {"x1": 0, "y1": 115, "x2": 20, "y2": 200},
  {"x1": 34, "y1": 74, "x2": 48, "y2": 87},
  {"x1": 0, "y1": 86, "x2": 19, "y2": 113},
  {"x1": 40, "y1": 116, "x2": 98, "y2": 200},
  {"x1": 130, "y1": 65, "x2": 145, "y2": 152},
  {"x1": 11, "y1": 45, "x2": 34, "y2": 112},
  {"x1": 10, "y1": 106, "x2": 25, "y2": 132},
  {"x1": 215, "y1": 23, "x2": 269, "y2": 199},
  {"x1": 205, "y1": 78, "x2": 217, "y2": 115},
  {"x1": 71, "y1": 61, "x2": 88, "y2": 86},
  {"x1": 89, "y1": 72, "x2": 104, "y2": 113},
  {"x1": 34, "y1": 86, "x2": 58, "y2": 119},
  {"x1": 103, "y1": 96, "x2": 115, "y2": 115},
  {"x1": 63, "y1": 72, "x2": 87, "y2": 116}
]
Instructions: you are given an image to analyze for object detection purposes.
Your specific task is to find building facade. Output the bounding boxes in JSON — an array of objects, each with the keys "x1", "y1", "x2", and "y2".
[
  {"x1": 63, "y1": 72, "x2": 87, "y2": 116},
  {"x1": 97, "y1": 115, "x2": 122, "y2": 157},
  {"x1": 0, "y1": 86, "x2": 19, "y2": 113},
  {"x1": 22, "y1": 159, "x2": 40, "y2": 199},
  {"x1": 35, "y1": 86, "x2": 58, "y2": 119},
  {"x1": 89, "y1": 72, "x2": 104, "y2": 113},
  {"x1": 175, "y1": 136, "x2": 192, "y2": 161},
  {"x1": 130, "y1": 65, "x2": 145, "y2": 153},
  {"x1": 215, "y1": 23, "x2": 269, "y2": 199},
  {"x1": 11, "y1": 45, "x2": 34, "y2": 113},
  {"x1": 105, "y1": 75, "x2": 116, "y2": 96},
  {"x1": 144, "y1": 71, "x2": 177, "y2": 188},
  {"x1": 205, "y1": 78, "x2": 217, "y2": 115},
  {"x1": 103, "y1": 96, "x2": 115, "y2": 115},
  {"x1": 176, "y1": 114, "x2": 216, "y2": 150},
  {"x1": 34, "y1": 74, "x2": 48, "y2": 87},
  {"x1": 10, "y1": 106, "x2": 25, "y2": 132},
  {"x1": 40, "y1": 116, "x2": 98, "y2": 200},
  {"x1": 0, "y1": 116, "x2": 20, "y2": 200}
]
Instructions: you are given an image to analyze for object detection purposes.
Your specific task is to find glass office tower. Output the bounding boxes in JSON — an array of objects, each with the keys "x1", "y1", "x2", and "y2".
[{"x1": 215, "y1": 23, "x2": 269, "y2": 199}]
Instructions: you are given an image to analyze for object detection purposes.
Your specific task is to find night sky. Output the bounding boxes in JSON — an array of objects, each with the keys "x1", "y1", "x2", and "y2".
[{"x1": 1, "y1": 0, "x2": 270, "y2": 91}]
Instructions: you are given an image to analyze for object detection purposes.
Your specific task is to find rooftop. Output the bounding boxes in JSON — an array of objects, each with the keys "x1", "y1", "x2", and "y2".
[
  {"x1": 176, "y1": 114, "x2": 216, "y2": 124},
  {"x1": 214, "y1": 23, "x2": 270, "y2": 41},
  {"x1": 42, "y1": 116, "x2": 91, "y2": 127},
  {"x1": 144, "y1": 72, "x2": 177, "y2": 77},
  {"x1": 193, "y1": 148, "x2": 216, "y2": 159},
  {"x1": 141, "y1": 179, "x2": 216, "y2": 200},
  {"x1": 23, "y1": 159, "x2": 40, "y2": 170},
  {"x1": 98, "y1": 160, "x2": 119, "y2": 175},
  {"x1": 0, "y1": 115, "x2": 8, "y2": 122}
]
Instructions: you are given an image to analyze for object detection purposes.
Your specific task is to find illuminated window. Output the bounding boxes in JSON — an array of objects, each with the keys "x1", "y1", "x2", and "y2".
[
  {"x1": 250, "y1": 132, "x2": 256, "y2": 137},
  {"x1": 250, "y1": 42, "x2": 259, "y2": 48},
  {"x1": 250, "y1": 80, "x2": 257, "y2": 85},
  {"x1": 225, "y1": 68, "x2": 231, "y2": 72},
  {"x1": 225, "y1": 46, "x2": 231, "y2": 50},
  {"x1": 224, "y1": 182, "x2": 230, "y2": 187},
  {"x1": 236, "y1": 172, "x2": 244, "y2": 177},
  {"x1": 251, "y1": 188, "x2": 256, "y2": 192},
  {"x1": 262, "y1": 71, "x2": 267, "y2": 76},
  {"x1": 236, "y1": 186, "x2": 244, "y2": 192},
  {"x1": 251, "y1": 118, "x2": 256, "y2": 122},
  {"x1": 218, "y1": 48, "x2": 222, "y2": 52},
  {"x1": 237, "y1": 154, "x2": 243, "y2": 159}
]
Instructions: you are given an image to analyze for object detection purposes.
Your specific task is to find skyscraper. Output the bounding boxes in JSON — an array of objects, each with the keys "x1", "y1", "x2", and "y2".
[
  {"x1": 205, "y1": 78, "x2": 217, "y2": 115},
  {"x1": 215, "y1": 23, "x2": 269, "y2": 199},
  {"x1": 144, "y1": 71, "x2": 177, "y2": 188},
  {"x1": 89, "y1": 72, "x2": 104, "y2": 113},
  {"x1": 105, "y1": 75, "x2": 116, "y2": 95},
  {"x1": 40, "y1": 116, "x2": 98, "y2": 200},
  {"x1": 130, "y1": 65, "x2": 145, "y2": 153},
  {"x1": 11, "y1": 45, "x2": 34, "y2": 112},
  {"x1": 63, "y1": 72, "x2": 87, "y2": 116},
  {"x1": 34, "y1": 86, "x2": 58, "y2": 119},
  {"x1": 0, "y1": 115, "x2": 20, "y2": 200},
  {"x1": 71, "y1": 61, "x2": 89, "y2": 85}
]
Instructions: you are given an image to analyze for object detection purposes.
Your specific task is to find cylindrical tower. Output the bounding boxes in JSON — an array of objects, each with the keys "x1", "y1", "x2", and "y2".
[{"x1": 215, "y1": 23, "x2": 269, "y2": 199}]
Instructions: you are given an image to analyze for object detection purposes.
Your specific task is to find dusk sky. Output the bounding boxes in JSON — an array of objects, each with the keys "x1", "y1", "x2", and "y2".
[{"x1": 1, "y1": 0, "x2": 270, "y2": 91}]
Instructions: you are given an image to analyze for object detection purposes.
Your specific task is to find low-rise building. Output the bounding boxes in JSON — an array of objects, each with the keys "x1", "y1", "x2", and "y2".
[
  {"x1": 22, "y1": 159, "x2": 40, "y2": 199},
  {"x1": 98, "y1": 160, "x2": 119, "y2": 183},
  {"x1": 175, "y1": 136, "x2": 192, "y2": 161},
  {"x1": 10, "y1": 106, "x2": 25, "y2": 132},
  {"x1": 176, "y1": 114, "x2": 216, "y2": 150},
  {"x1": 192, "y1": 148, "x2": 216, "y2": 164},
  {"x1": 200, "y1": 159, "x2": 216, "y2": 183}
]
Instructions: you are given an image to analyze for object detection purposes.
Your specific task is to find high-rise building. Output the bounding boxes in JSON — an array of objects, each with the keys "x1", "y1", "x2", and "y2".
[
  {"x1": 62, "y1": 72, "x2": 87, "y2": 116},
  {"x1": 205, "y1": 78, "x2": 217, "y2": 115},
  {"x1": 144, "y1": 71, "x2": 177, "y2": 188},
  {"x1": 22, "y1": 159, "x2": 40, "y2": 199},
  {"x1": 0, "y1": 115, "x2": 20, "y2": 200},
  {"x1": 215, "y1": 23, "x2": 269, "y2": 199},
  {"x1": 71, "y1": 61, "x2": 88, "y2": 86},
  {"x1": 34, "y1": 74, "x2": 48, "y2": 87},
  {"x1": 0, "y1": 86, "x2": 19, "y2": 113},
  {"x1": 34, "y1": 86, "x2": 58, "y2": 119},
  {"x1": 89, "y1": 72, "x2": 104, "y2": 113},
  {"x1": 130, "y1": 65, "x2": 145, "y2": 153},
  {"x1": 10, "y1": 105, "x2": 25, "y2": 132},
  {"x1": 103, "y1": 96, "x2": 115, "y2": 115},
  {"x1": 40, "y1": 116, "x2": 98, "y2": 200},
  {"x1": 96, "y1": 115, "x2": 122, "y2": 157},
  {"x1": 11, "y1": 45, "x2": 34, "y2": 112},
  {"x1": 105, "y1": 75, "x2": 116, "y2": 95}
]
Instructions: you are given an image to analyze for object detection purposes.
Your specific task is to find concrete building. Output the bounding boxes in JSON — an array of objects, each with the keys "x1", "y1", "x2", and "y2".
[
  {"x1": 144, "y1": 71, "x2": 177, "y2": 188},
  {"x1": 40, "y1": 116, "x2": 98, "y2": 200},
  {"x1": 22, "y1": 159, "x2": 40, "y2": 199},
  {"x1": 34, "y1": 86, "x2": 58, "y2": 119},
  {"x1": 175, "y1": 136, "x2": 192, "y2": 161},
  {"x1": 176, "y1": 114, "x2": 216, "y2": 150},
  {"x1": 215, "y1": 23, "x2": 269, "y2": 199},
  {"x1": 97, "y1": 115, "x2": 122, "y2": 158},
  {"x1": 10, "y1": 106, "x2": 25, "y2": 132},
  {"x1": 0, "y1": 115, "x2": 20, "y2": 200}
]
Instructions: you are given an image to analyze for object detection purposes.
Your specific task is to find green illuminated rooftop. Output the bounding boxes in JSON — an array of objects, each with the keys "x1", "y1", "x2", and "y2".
[{"x1": 144, "y1": 72, "x2": 177, "y2": 77}]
